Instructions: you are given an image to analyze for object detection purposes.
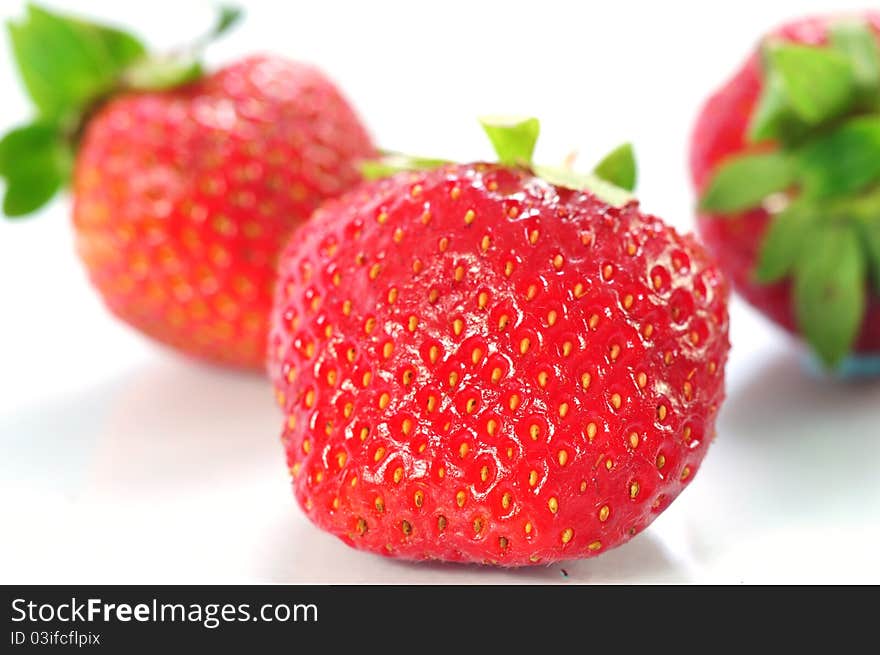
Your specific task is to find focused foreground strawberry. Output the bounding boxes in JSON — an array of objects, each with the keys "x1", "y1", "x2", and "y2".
[
  {"x1": 269, "y1": 118, "x2": 730, "y2": 565},
  {"x1": 692, "y1": 13, "x2": 880, "y2": 369},
  {"x1": 0, "y1": 5, "x2": 374, "y2": 368}
]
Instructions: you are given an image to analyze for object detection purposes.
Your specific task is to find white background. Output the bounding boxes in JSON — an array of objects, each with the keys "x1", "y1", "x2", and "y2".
[{"x1": 1, "y1": 0, "x2": 878, "y2": 583}]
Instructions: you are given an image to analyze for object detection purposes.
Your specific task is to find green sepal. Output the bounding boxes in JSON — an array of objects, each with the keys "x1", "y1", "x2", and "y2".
[
  {"x1": 766, "y1": 42, "x2": 855, "y2": 125},
  {"x1": 830, "y1": 20, "x2": 880, "y2": 101},
  {"x1": 796, "y1": 116, "x2": 880, "y2": 199},
  {"x1": 478, "y1": 116, "x2": 540, "y2": 167},
  {"x1": 793, "y1": 223, "x2": 866, "y2": 368},
  {"x1": 0, "y1": 121, "x2": 71, "y2": 217},
  {"x1": 593, "y1": 143, "x2": 636, "y2": 191},
  {"x1": 212, "y1": 6, "x2": 243, "y2": 40},
  {"x1": 754, "y1": 200, "x2": 818, "y2": 283},
  {"x1": 2, "y1": 4, "x2": 243, "y2": 218},
  {"x1": 7, "y1": 4, "x2": 147, "y2": 124},
  {"x1": 359, "y1": 118, "x2": 636, "y2": 209},
  {"x1": 2, "y1": 3, "x2": 148, "y2": 216},
  {"x1": 699, "y1": 151, "x2": 796, "y2": 213},
  {"x1": 748, "y1": 70, "x2": 807, "y2": 143},
  {"x1": 3, "y1": 167, "x2": 64, "y2": 217},
  {"x1": 75, "y1": 21, "x2": 146, "y2": 72},
  {"x1": 861, "y1": 218, "x2": 880, "y2": 293},
  {"x1": 750, "y1": 20, "x2": 880, "y2": 144},
  {"x1": 707, "y1": 18, "x2": 880, "y2": 368},
  {"x1": 360, "y1": 153, "x2": 449, "y2": 181},
  {"x1": 843, "y1": 187, "x2": 880, "y2": 292},
  {"x1": 478, "y1": 117, "x2": 636, "y2": 204},
  {"x1": 533, "y1": 165, "x2": 633, "y2": 208}
]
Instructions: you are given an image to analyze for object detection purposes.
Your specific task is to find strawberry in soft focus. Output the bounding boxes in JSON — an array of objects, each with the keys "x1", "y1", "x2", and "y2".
[
  {"x1": 269, "y1": 119, "x2": 730, "y2": 565},
  {"x1": 691, "y1": 13, "x2": 880, "y2": 369},
  {"x1": 73, "y1": 57, "x2": 374, "y2": 367},
  {"x1": 0, "y1": 6, "x2": 374, "y2": 368}
]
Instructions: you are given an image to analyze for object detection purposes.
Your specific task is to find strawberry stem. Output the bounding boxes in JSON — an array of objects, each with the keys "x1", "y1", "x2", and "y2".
[
  {"x1": 122, "y1": 5, "x2": 242, "y2": 92},
  {"x1": 361, "y1": 152, "x2": 451, "y2": 181}
]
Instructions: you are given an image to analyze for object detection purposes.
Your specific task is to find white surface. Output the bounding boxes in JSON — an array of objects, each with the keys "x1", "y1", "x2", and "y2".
[{"x1": 1, "y1": 0, "x2": 879, "y2": 584}]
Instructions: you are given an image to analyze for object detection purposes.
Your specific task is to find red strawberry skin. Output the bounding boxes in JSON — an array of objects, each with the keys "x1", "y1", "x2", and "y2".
[
  {"x1": 73, "y1": 56, "x2": 374, "y2": 368},
  {"x1": 269, "y1": 164, "x2": 730, "y2": 565},
  {"x1": 690, "y1": 14, "x2": 880, "y2": 353}
]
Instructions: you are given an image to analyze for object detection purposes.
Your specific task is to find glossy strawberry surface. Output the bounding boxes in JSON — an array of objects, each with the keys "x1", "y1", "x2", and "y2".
[
  {"x1": 690, "y1": 14, "x2": 880, "y2": 353},
  {"x1": 73, "y1": 56, "x2": 374, "y2": 368},
  {"x1": 269, "y1": 164, "x2": 730, "y2": 565}
]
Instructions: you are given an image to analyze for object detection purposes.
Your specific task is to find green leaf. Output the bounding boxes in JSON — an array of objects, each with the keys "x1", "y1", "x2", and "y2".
[
  {"x1": 754, "y1": 201, "x2": 818, "y2": 283},
  {"x1": 767, "y1": 43, "x2": 856, "y2": 125},
  {"x1": 533, "y1": 165, "x2": 633, "y2": 207},
  {"x1": 797, "y1": 116, "x2": 880, "y2": 199},
  {"x1": 793, "y1": 224, "x2": 866, "y2": 367},
  {"x1": 7, "y1": 4, "x2": 145, "y2": 122},
  {"x1": 830, "y1": 19, "x2": 880, "y2": 98},
  {"x1": 360, "y1": 153, "x2": 448, "y2": 180},
  {"x1": 699, "y1": 151, "x2": 796, "y2": 213},
  {"x1": 479, "y1": 116, "x2": 540, "y2": 166},
  {"x1": 0, "y1": 121, "x2": 71, "y2": 217},
  {"x1": 593, "y1": 143, "x2": 636, "y2": 191}
]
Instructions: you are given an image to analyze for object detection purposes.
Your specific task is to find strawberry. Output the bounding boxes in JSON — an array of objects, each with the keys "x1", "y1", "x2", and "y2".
[
  {"x1": 691, "y1": 13, "x2": 880, "y2": 369},
  {"x1": 0, "y1": 5, "x2": 374, "y2": 368},
  {"x1": 269, "y1": 118, "x2": 730, "y2": 565}
]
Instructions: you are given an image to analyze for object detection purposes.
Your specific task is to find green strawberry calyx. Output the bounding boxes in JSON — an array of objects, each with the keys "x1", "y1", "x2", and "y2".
[
  {"x1": 362, "y1": 116, "x2": 637, "y2": 208},
  {"x1": 0, "y1": 3, "x2": 242, "y2": 218},
  {"x1": 698, "y1": 18, "x2": 880, "y2": 367}
]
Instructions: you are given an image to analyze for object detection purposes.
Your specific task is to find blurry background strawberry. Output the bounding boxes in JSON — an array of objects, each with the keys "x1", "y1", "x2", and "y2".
[
  {"x1": 1, "y1": 4, "x2": 374, "y2": 368},
  {"x1": 691, "y1": 13, "x2": 880, "y2": 369}
]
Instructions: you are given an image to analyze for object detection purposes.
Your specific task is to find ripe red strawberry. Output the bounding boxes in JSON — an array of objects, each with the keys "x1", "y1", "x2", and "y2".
[
  {"x1": 691, "y1": 13, "x2": 880, "y2": 369},
  {"x1": 269, "y1": 119, "x2": 730, "y2": 565},
  {"x1": 1, "y1": 5, "x2": 373, "y2": 368}
]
